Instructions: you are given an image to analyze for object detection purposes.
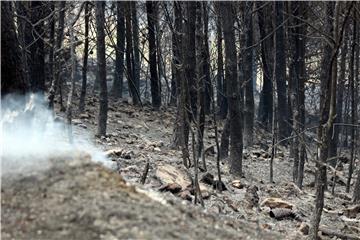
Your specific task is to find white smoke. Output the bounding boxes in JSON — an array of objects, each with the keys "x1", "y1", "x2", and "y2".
[{"x1": 1, "y1": 93, "x2": 111, "y2": 177}]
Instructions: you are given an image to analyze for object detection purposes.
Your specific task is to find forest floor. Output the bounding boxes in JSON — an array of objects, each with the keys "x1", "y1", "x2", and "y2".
[{"x1": 2, "y1": 91, "x2": 360, "y2": 240}]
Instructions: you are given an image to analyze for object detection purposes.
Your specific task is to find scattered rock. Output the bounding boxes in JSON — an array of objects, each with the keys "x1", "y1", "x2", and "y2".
[
  {"x1": 231, "y1": 180, "x2": 246, "y2": 189},
  {"x1": 178, "y1": 190, "x2": 192, "y2": 201},
  {"x1": 159, "y1": 183, "x2": 182, "y2": 194},
  {"x1": 344, "y1": 205, "x2": 360, "y2": 218},
  {"x1": 269, "y1": 208, "x2": 296, "y2": 220},
  {"x1": 105, "y1": 148, "x2": 133, "y2": 159},
  {"x1": 298, "y1": 222, "x2": 309, "y2": 235},
  {"x1": 260, "y1": 198, "x2": 293, "y2": 210},
  {"x1": 155, "y1": 164, "x2": 191, "y2": 190},
  {"x1": 201, "y1": 173, "x2": 214, "y2": 185},
  {"x1": 245, "y1": 185, "x2": 259, "y2": 208}
]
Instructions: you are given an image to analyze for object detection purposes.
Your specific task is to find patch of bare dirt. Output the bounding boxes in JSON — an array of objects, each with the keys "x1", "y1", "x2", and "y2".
[{"x1": 1, "y1": 155, "x2": 281, "y2": 240}]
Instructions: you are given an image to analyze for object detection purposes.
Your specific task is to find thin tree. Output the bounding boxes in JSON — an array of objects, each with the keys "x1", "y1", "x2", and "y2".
[
  {"x1": 346, "y1": 10, "x2": 357, "y2": 193},
  {"x1": 310, "y1": 2, "x2": 353, "y2": 238}
]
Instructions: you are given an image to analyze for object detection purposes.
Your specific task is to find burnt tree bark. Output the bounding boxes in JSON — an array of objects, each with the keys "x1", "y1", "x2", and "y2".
[
  {"x1": 29, "y1": 1, "x2": 46, "y2": 92},
  {"x1": 220, "y1": 2, "x2": 243, "y2": 176},
  {"x1": 95, "y1": 1, "x2": 108, "y2": 136},
  {"x1": 290, "y1": 1, "x2": 307, "y2": 188},
  {"x1": 79, "y1": 2, "x2": 90, "y2": 112},
  {"x1": 48, "y1": 1, "x2": 66, "y2": 109},
  {"x1": 125, "y1": 2, "x2": 141, "y2": 106},
  {"x1": 257, "y1": 3, "x2": 273, "y2": 129},
  {"x1": 274, "y1": 1, "x2": 289, "y2": 141},
  {"x1": 111, "y1": 2, "x2": 125, "y2": 99},
  {"x1": 310, "y1": 2, "x2": 352, "y2": 238},
  {"x1": 243, "y1": 2, "x2": 255, "y2": 147},
  {"x1": 131, "y1": 2, "x2": 140, "y2": 93},
  {"x1": 195, "y1": 2, "x2": 206, "y2": 169},
  {"x1": 146, "y1": 1, "x2": 161, "y2": 109},
  {"x1": 215, "y1": 2, "x2": 227, "y2": 119},
  {"x1": 185, "y1": 1, "x2": 197, "y2": 118},
  {"x1": 346, "y1": 11, "x2": 357, "y2": 193},
  {"x1": 1, "y1": 1, "x2": 29, "y2": 95}
]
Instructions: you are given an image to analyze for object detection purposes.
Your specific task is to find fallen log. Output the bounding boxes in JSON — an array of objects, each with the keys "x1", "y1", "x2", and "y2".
[
  {"x1": 269, "y1": 208, "x2": 303, "y2": 221},
  {"x1": 319, "y1": 226, "x2": 360, "y2": 240}
]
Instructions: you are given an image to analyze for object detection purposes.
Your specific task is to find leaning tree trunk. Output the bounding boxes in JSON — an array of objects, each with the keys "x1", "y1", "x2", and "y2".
[
  {"x1": 95, "y1": 1, "x2": 108, "y2": 136},
  {"x1": 310, "y1": 2, "x2": 351, "y2": 238},
  {"x1": 220, "y1": 2, "x2": 243, "y2": 176},
  {"x1": 146, "y1": 1, "x2": 161, "y2": 109},
  {"x1": 1, "y1": 1, "x2": 29, "y2": 95}
]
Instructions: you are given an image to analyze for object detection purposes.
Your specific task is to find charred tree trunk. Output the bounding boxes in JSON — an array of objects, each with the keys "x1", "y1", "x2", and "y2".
[
  {"x1": 95, "y1": 1, "x2": 108, "y2": 136},
  {"x1": 195, "y1": 2, "x2": 206, "y2": 169},
  {"x1": 131, "y1": 2, "x2": 140, "y2": 93},
  {"x1": 290, "y1": 2, "x2": 307, "y2": 188},
  {"x1": 146, "y1": 1, "x2": 161, "y2": 109},
  {"x1": 185, "y1": 1, "x2": 197, "y2": 118},
  {"x1": 243, "y1": 2, "x2": 255, "y2": 147},
  {"x1": 202, "y1": 2, "x2": 211, "y2": 115},
  {"x1": 29, "y1": 1, "x2": 46, "y2": 92},
  {"x1": 310, "y1": 2, "x2": 351, "y2": 238},
  {"x1": 171, "y1": 3, "x2": 190, "y2": 167},
  {"x1": 125, "y1": 2, "x2": 141, "y2": 106},
  {"x1": 220, "y1": 2, "x2": 243, "y2": 176},
  {"x1": 215, "y1": 3, "x2": 227, "y2": 119},
  {"x1": 329, "y1": 32, "x2": 348, "y2": 160},
  {"x1": 111, "y1": 2, "x2": 125, "y2": 99},
  {"x1": 346, "y1": 12, "x2": 357, "y2": 193},
  {"x1": 48, "y1": 1, "x2": 66, "y2": 109},
  {"x1": 257, "y1": 3, "x2": 273, "y2": 130},
  {"x1": 79, "y1": 2, "x2": 90, "y2": 112},
  {"x1": 1, "y1": 1, "x2": 29, "y2": 95},
  {"x1": 274, "y1": 1, "x2": 289, "y2": 141}
]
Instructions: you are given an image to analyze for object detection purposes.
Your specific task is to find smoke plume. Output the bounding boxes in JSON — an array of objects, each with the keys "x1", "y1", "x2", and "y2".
[{"x1": 1, "y1": 93, "x2": 110, "y2": 177}]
